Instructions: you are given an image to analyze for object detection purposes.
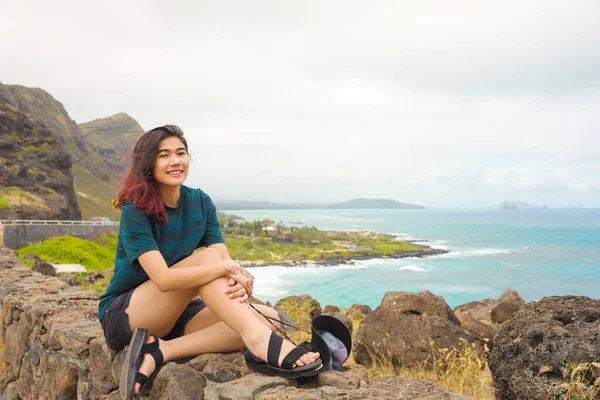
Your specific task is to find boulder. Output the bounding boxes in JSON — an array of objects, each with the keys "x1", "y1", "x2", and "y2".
[
  {"x1": 354, "y1": 291, "x2": 474, "y2": 368},
  {"x1": 275, "y1": 294, "x2": 322, "y2": 330},
  {"x1": 256, "y1": 376, "x2": 469, "y2": 399},
  {"x1": 488, "y1": 296, "x2": 600, "y2": 400},
  {"x1": 347, "y1": 303, "x2": 372, "y2": 320},
  {"x1": 454, "y1": 310, "x2": 499, "y2": 342},
  {"x1": 497, "y1": 288, "x2": 525, "y2": 305},
  {"x1": 322, "y1": 305, "x2": 340, "y2": 314},
  {"x1": 317, "y1": 364, "x2": 369, "y2": 389},
  {"x1": 149, "y1": 363, "x2": 206, "y2": 400},
  {"x1": 490, "y1": 301, "x2": 521, "y2": 324},
  {"x1": 329, "y1": 311, "x2": 353, "y2": 333},
  {"x1": 32, "y1": 258, "x2": 56, "y2": 276},
  {"x1": 453, "y1": 298, "x2": 498, "y2": 321},
  {"x1": 204, "y1": 374, "x2": 290, "y2": 400},
  {"x1": 454, "y1": 289, "x2": 525, "y2": 324}
]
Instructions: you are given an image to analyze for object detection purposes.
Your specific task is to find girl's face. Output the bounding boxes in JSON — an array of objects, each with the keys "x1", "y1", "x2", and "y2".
[{"x1": 152, "y1": 136, "x2": 189, "y2": 188}]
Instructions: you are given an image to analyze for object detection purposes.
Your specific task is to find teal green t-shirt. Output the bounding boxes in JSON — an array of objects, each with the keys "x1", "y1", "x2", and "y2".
[{"x1": 98, "y1": 185, "x2": 224, "y2": 321}]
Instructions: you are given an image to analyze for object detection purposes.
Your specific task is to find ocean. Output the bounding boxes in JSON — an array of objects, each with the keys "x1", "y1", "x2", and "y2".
[{"x1": 223, "y1": 208, "x2": 600, "y2": 310}]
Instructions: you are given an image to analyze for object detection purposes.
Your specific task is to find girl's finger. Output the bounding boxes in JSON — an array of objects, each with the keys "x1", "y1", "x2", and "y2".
[
  {"x1": 225, "y1": 283, "x2": 242, "y2": 294},
  {"x1": 228, "y1": 287, "x2": 247, "y2": 299}
]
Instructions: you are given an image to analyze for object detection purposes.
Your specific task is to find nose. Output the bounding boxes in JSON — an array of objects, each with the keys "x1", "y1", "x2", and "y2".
[{"x1": 169, "y1": 155, "x2": 181, "y2": 166}]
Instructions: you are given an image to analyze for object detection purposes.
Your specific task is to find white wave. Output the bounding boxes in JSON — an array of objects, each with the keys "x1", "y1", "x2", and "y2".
[
  {"x1": 247, "y1": 268, "x2": 294, "y2": 298},
  {"x1": 434, "y1": 248, "x2": 511, "y2": 258},
  {"x1": 399, "y1": 264, "x2": 427, "y2": 272}
]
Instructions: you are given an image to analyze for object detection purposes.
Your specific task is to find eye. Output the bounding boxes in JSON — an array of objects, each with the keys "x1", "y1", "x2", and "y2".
[
  {"x1": 178, "y1": 152, "x2": 187, "y2": 156},
  {"x1": 159, "y1": 154, "x2": 168, "y2": 158}
]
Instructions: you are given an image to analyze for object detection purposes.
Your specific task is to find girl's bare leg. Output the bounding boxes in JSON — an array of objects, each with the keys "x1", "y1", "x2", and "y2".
[{"x1": 125, "y1": 248, "x2": 318, "y2": 394}]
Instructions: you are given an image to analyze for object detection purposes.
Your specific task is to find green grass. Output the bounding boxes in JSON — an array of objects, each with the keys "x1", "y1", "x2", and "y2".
[
  {"x1": 224, "y1": 234, "x2": 423, "y2": 263},
  {"x1": 0, "y1": 199, "x2": 9, "y2": 209},
  {"x1": 17, "y1": 233, "x2": 117, "y2": 271}
]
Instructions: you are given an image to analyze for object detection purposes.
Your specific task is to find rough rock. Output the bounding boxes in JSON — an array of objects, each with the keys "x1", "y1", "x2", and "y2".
[
  {"x1": 323, "y1": 305, "x2": 340, "y2": 314},
  {"x1": 489, "y1": 296, "x2": 600, "y2": 400},
  {"x1": 330, "y1": 311, "x2": 353, "y2": 333},
  {"x1": 354, "y1": 291, "x2": 474, "y2": 368},
  {"x1": 455, "y1": 289, "x2": 525, "y2": 324},
  {"x1": 497, "y1": 288, "x2": 525, "y2": 305},
  {"x1": 89, "y1": 334, "x2": 117, "y2": 396},
  {"x1": 201, "y1": 360, "x2": 242, "y2": 383},
  {"x1": 347, "y1": 303, "x2": 372, "y2": 319},
  {"x1": 454, "y1": 298, "x2": 499, "y2": 321},
  {"x1": 275, "y1": 294, "x2": 322, "y2": 330},
  {"x1": 454, "y1": 310, "x2": 498, "y2": 342},
  {"x1": 491, "y1": 301, "x2": 521, "y2": 324},
  {"x1": 317, "y1": 364, "x2": 369, "y2": 389},
  {"x1": 32, "y1": 258, "x2": 56, "y2": 276},
  {"x1": 204, "y1": 374, "x2": 290, "y2": 400},
  {"x1": 150, "y1": 362, "x2": 207, "y2": 400},
  {"x1": 257, "y1": 376, "x2": 469, "y2": 399}
]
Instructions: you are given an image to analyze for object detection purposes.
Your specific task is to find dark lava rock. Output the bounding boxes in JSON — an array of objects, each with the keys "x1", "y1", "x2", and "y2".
[{"x1": 488, "y1": 296, "x2": 600, "y2": 400}]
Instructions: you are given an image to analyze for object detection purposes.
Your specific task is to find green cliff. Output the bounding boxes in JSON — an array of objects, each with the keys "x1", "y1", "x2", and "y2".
[
  {"x1": 0, "y1": 99, "x2": 80, "y2": 219},
  {"x1": 78, "y1": 113, "x2": 144, "y2": 177},
  {"x1": 0, "y1": 83, "x2": 121, "y2": 219}
]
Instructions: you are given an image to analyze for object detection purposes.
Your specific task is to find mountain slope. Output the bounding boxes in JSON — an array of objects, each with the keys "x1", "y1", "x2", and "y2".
[
  {"x1": 0, "y1": 83, "x2": 119, "y2": 219},
  {"x1": 79, "y1": 113, "x2": 144, "y2": 177},
  {"x1": 328, "y1": 198, "x2": 425, "y2": 209},
  {"x1": 0, "y1": 99, "x2": 80, "y2": 219}
]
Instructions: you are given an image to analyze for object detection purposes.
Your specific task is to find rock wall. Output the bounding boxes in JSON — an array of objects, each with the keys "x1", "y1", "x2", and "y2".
[
  {"x1": 1, "y1": 224, "x2": 118, "y2": 249},
  {"x1": 0, "y1": 247, "x2": 470, "y2": 400}
]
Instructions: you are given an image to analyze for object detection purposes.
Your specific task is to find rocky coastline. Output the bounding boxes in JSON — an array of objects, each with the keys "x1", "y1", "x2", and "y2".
[
  {"x1": 240, "y1": 244, "x2": 447, "y2": 267},
  {"x1": 1, "y1": 245, "x2": 598, "y2": 400}
]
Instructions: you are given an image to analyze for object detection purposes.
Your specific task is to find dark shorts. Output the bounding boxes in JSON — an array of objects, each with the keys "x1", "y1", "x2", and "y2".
[{"x1": 101, "y1": 289, "x2": 206, "y2": 352}]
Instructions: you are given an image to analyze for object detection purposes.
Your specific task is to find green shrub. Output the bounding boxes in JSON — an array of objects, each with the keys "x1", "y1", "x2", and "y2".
[
  {"x1": 18, "y1": 235, "x2": 116, "y2": 271},
  {"x1": 0, "y1": 199, "x2": 10, "y2": 209},
  {"x1": 243, "y1": 241, "x2": 254, "y2": 249}
]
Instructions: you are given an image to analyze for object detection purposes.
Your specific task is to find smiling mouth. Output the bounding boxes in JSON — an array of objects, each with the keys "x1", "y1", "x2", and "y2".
[{"x1": 168, "y1": 171, "x2": 183, "y2": 176}]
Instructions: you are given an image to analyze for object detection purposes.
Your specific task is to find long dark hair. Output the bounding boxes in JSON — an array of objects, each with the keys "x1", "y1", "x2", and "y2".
[{"x1": 115, "y1": 125, "x2": 189, "y2": 225}]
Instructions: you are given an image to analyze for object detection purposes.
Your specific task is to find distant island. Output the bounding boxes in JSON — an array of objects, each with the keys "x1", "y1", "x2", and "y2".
[
  {"x1": 216, "y1": 198, "x2": 425, "y2": 210},
  {"x1": 495, "y1": 201, "x2": 548, "y2": 210}
]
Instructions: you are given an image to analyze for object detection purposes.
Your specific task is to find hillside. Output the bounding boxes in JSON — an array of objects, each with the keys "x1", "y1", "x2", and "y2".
[
  {"x1": 78, "y1": 113, "x2": 144, "y2": 177},
  {"x1": 216, "y1": 198, "x2": 425, "y2": 210},
  {"x1": 496, "y1": 201, "x2": 548, "y2": 210},
  {"x1": 0, "y1": 99, "x2": 80, "y2": 219},
  {"x1": 0, "y1": 83, "x2": 119, "y2": 219},
  {"x1": 328, "y1": 198, "x2": 425, "y2": 209}
]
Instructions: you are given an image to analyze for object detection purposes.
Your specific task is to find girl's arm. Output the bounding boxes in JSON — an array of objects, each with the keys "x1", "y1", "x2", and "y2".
[
  {"x1": 208, "y1": 242, "x2": 232, "y2": 260},
  {"x1": 137, "y1": 250, "x2": 235, "y2": 292}
]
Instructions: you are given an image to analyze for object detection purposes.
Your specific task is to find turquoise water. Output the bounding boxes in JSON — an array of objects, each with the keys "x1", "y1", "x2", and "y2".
[{"x1": 224, "y1": 209, "x2": 600, "y2": 309}]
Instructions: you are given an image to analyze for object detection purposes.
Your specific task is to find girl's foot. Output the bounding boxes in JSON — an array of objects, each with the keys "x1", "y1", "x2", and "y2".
[
  {"x1": 247, "y1": 326, "x2": 320, "y2": 368},
  {"x1": 134, "y1": 335, "x2": 161, "y2": 395}
]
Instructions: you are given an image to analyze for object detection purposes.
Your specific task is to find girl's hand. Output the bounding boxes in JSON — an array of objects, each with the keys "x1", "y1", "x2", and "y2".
[
  {"x1": 225, "y1": 278, "x2": 248, "y2": 303},
  {"x1": 221, "y1": 260, "x2": 254, "y2": 297}
]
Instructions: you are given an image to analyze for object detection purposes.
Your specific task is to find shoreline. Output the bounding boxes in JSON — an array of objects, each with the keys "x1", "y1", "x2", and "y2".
[{"x1": 239, "y1": 244, "x2": 448, "y2": 267}]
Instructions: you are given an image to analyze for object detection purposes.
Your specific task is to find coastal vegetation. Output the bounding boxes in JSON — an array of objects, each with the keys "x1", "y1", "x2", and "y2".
[
  {"x1": 219, "y1": 213, "x2": 425, "y2": 264},
  {"x1": 17, "y1": 232, "x2": 117, "y2": 271}
]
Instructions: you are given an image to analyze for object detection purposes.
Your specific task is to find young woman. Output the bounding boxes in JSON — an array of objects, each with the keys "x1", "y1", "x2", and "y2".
[{"x1": 98, "y1": 125, "x2": 321, "y2": 399}]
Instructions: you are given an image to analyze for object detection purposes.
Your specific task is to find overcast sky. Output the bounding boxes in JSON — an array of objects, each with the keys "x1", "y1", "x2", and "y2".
[{"x1": 2, "y1": 1, "x2": 599, "y2": 207}]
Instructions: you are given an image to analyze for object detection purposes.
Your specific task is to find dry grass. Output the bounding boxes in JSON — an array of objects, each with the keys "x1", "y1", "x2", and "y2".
[
  {"x1": 547, "y1": 362, "x2": 600, "y2": 400},
  {"x1": 364, "y1": 337, "x2": 495, "y2": 400}
]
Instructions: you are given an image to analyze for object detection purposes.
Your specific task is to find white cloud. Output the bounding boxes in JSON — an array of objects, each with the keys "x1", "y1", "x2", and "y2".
[{"x1": 1, "y1": 0, "x2": 599, "y2": 207}]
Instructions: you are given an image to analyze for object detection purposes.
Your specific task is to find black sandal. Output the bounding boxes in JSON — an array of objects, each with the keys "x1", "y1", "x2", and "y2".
[
  {"x1": 119, "y1": 328, "x2": 164, "y2": 400},
  {"x1": 244, "y1": 331, "x2": 323, "y2": 379}
]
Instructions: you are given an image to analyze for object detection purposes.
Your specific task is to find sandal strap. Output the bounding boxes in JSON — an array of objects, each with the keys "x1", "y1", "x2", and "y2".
[
  {"x1": 135, "y1": 370, "x2": 149, "y2": 386},
  {"x1": 267, "y1": 331, "x2": 283, "y2": 367},
  {"x1": 281, "y1": 346, "x2": 310, "y2": 370},
  {"x1": 141, "y1": 336, "x2": 164, "y2": 370}
]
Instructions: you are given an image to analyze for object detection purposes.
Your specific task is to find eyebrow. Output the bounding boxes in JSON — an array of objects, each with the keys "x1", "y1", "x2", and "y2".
[{"x1": 157, "y1": 147, "x2": 187, "y2": 153}]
